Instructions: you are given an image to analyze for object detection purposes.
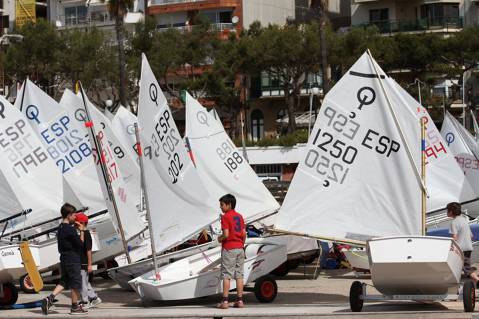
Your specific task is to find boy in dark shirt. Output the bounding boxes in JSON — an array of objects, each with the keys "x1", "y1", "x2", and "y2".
[
  {"x1": 75, "y1": 213, "x2": 102, "y2": 308},
  {"x1": 217, "y1": 194, "x2": 246, "y2": 309},
  {"x1": 42, "y1": 203, "x2": 87, "y2": 315}
]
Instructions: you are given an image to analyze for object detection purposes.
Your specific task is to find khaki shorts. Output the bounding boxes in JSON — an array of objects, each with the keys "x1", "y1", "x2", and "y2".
[{"x1": 221, "y1": 248, "x2": 245, "y2": 280}]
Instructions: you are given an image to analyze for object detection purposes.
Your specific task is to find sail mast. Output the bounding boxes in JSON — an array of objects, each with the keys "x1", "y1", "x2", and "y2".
[
  {"x1": 78, "y1": 82, "x2": 132, "y2": 264},
  {"x1": 134, "y1": 123, "x2": 159, "y2": 279},
  {"x1": 421, "y1": 118, "x2": 426, "y2": 235}
]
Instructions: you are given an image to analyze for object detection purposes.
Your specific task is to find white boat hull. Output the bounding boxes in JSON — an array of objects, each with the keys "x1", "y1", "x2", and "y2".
[
  {"x1": 129, "y1": 239, "x2": 287, "y2": 301},
  {"x1": 368, "y1": 236, "x2": 463, "y2": 296},
  {"x1": 109, "y1": 241, "x2": 218, "y2": 290},
  {"x1": 343, "y1": 248, "x2": 369, "y2": 271}
]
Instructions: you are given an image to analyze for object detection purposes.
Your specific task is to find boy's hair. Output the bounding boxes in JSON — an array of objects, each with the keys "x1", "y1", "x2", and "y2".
[
  {"x1": 219, "y1": 194, "x2": 236, "y2": 209},
  {"x1": 446, "y1": 202, "x2": 461, "y2": 216},
  {"x1": 61, "y1": 203, "x2": 77, "y2": 219}
]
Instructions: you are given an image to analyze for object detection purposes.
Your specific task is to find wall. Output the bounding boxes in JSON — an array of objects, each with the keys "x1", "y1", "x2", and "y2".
[
  {"x1": 242, "y1": 0, "x2": 295, "y2": 29},
  {"x1": 351, "y1": 0, "x2": 398, "y2": 25}
]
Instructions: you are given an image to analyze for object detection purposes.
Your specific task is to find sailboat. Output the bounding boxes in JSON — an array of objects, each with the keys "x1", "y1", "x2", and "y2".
[
  {"x1": 128, "y1": 55, "x2": 286, "y2": 302},
  {"x1": 0, "y1": 95, "x2": 65, "y2": 304},
  {"x1": 273, "y1": 51, "x2": 467, "y2": 310},
  {"x1": 343, "y1": 73, "x2": 479, "y2": 272}
]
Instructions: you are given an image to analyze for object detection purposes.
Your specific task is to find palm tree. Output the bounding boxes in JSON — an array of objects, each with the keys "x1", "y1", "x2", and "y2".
[
  {"x1": 104, "y1": 0, "x2": 133, "y2": 107},
  {"x1": 311, "y1": 0, "x2": 330, "y2": 94}
]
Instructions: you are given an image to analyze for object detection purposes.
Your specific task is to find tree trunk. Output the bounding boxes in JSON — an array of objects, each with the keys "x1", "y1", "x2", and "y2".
[
  {"x1": 312, "y1": 0, "x2": 330, "y2": 94},
  {"x1": 115, "y1": 15, "x2": 128, "y2": 108},
  {"x1": 285, "y1": 88, "x2": 296, "y2": 134}
]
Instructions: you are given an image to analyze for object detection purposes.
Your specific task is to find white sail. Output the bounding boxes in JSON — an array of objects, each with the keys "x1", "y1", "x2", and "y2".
[
  {"x1": 441, "y1": 112, "x2": 479, "y2": 195},
  {"x1": 79, "y1": 87, "x2": 144, "y2": 240},
  {"x1": 138, "y1": 54, "x2": 217, "y2": 254},
  {"x1": 59, "y1": 89, "x2": 141, "y2": 208},
  {"x1": 274, "y1": 52, "x2": 422, "y2": 242},
  {"x1": 185, "y1": 92, "x2": 279, "y2": 221},
  {"x1": 16, "y1": 80, "x2": 106, "y2": 213},
  {"x1": 0, "y1": 96, "x2": 63, "y2": 223},
  {"x1": 111, "y1": 106, "x2": 140, "y2": 161},
  {"x1": 389, "y1": 81, "x2": 478, "y2": 212}
]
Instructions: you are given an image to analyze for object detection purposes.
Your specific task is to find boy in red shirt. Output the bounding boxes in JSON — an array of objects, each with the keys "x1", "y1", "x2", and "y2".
[{"x1": 217, "y1": 194, "x2": 246, "y2": 309}]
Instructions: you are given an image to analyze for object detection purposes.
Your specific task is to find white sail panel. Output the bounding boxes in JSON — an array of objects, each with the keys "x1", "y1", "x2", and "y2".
[
  {"x1": 0, "y1": 96, "x2": 63, "y2": 223},
  {"x1": 185, "y1": 92, "x2": 279, "y2": 221},
  {"x1": 59, "y1": 89, "x2": 141, "y2": 207},
  {"x1": 389, "y1": 81, "x2": 478, "y2": 212},
  {"x1": 17, "y1": 80, "x2": 106, "y2": 213},
  {"x1": 275, "y1": 52, "x2": 422, "y2": 242},
  {"x1": 111, "y1": 106, "x2": 140, "y2": 161},
  {"x1": 138, "y1": 54, "x2": 217, "y2": 254},
  {"x1": 80, "y1": 88, "x2": 144, "y2": 240},
  {"x1": 441, "y1": 112, "x2": 479, "y2": 195}
]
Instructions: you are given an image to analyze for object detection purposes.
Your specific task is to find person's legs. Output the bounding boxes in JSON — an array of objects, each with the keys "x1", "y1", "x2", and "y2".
[
  {"x1": 233, "y1": 249, "x2": 245, "y2": 308},
  {"x1": 68, "y1": 263, "x2": 88, "y2": 314},
  {"x1": 80, "y1": 269, "x2": 89, "y2": 303},
  {"x1": 218, "y1": 249, "x2": 234, "y2": 309}
]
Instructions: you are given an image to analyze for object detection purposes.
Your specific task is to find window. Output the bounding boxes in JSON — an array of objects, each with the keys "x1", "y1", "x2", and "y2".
[
  {"x1": 369, "y1": 8, "x2": 389, "y2": 22},
  {"x1": 64, "y1": 6, "x2": 87, "y2": 25},
  {"x1": 251, "y1": 109, "x2": 264, "y2": 142}
]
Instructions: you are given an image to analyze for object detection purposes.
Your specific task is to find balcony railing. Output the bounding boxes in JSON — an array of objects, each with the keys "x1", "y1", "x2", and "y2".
[
  {"x1": 157, "y1": 22, "x2": 234, "y2": 32},
  {"x1": 150, "y1": 0, "x2": 205, "y2": 5},
  {"x1": 57, "y1": 14, "x2": 115, "y2": 28},
  {"x1": 358, "y1": 17, "x2": 463, "y2": 34}
]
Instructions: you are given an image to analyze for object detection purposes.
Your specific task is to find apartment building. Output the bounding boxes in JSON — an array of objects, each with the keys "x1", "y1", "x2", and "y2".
[
  {"x1": 351, "y1": 0, "x2": 479, "y2": 34},
  {"x1": 149, "y1": 0, "x2": 296, "y2": 34}
]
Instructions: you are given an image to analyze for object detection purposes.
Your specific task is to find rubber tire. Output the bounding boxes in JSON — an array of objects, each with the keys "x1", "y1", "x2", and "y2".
[
  {"x1": 254, "y1": 275, "x2": 278, "y2": 303},
  {"x1": 19, "y1": 274, "x2": 36, "y2": 294},
  {"x1": 0, "y1": 282, "x2": 18, "y2": 306},
  {"x1": 349, "y1": 281, "x2": 364, "y2": 312},
  {"x1": 270, "y1": 261, "x2": 290, "y2": 277},
  {"x1": 463, "y1": 280, "x2": 475, "y2": 312}
]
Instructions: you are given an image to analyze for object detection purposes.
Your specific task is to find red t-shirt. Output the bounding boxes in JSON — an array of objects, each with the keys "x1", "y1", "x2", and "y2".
[{"x1": 221, "y1": 210, "x2": 245, "y2": 250}]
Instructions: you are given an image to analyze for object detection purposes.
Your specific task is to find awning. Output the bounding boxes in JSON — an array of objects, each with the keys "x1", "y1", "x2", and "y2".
[{"x1": 276, "y1": 111, "x2": 317, "y2": 127}]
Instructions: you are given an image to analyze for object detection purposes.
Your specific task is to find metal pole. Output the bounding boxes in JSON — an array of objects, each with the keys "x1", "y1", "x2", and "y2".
[
  {"x1": 78, "y1": 82, "x2": 131, "y2": 264},
  {"x1": 463, "y1": 71, "x2": 466, "y2": 127},
  {"x1": 134, "y1": 123, "x2": 160, "y2": 279},
  {"x1": 240, "y1": 110, "x2": 249, "y2": 163},
  {"x1": 421, "y1": 117, "x2": 426, "y2": 236},
  {"x1": 308, "y1": 92, "x2": 313, "y2": 137},
  {"x1": 417, "y1": 80, "x2": 422, "y2": 106}
]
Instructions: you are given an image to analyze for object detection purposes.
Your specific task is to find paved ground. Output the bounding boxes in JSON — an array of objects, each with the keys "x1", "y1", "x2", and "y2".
[{"x1": 0, "y1": 264, "x2": 475, "y2": 318}]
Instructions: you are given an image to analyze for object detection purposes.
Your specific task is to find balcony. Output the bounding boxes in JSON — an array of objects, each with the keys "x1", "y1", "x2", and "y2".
[
  {"x1": 157, "y1": 22, "x2": 234, "y2": 32},
  {"x1": 57, "y1": 13, "x2": 115, "y2": 29},
  {"x1": 151, "y1": 0, "x2": 205, "y2": 5},
  {"x1": 359, "y1": 17, "x2": 463, "y2": 34}
]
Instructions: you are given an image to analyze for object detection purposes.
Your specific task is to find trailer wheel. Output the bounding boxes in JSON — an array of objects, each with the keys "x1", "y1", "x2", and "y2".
[
  {"x1": 349, "y1": 281, "x2": 364, "y2": 312},
  {"x1": 463, "y1": 280, "x2": 475, "y2": 312},
  {"x1": 0, "y1": 282, "x2": 18, "y2": 305},
  {"x1": 19, "y1": 274, "x2": 36, "y2": 294},
  {"x1": 254, "y1": 275, "x2": 278, "y2": 303}
]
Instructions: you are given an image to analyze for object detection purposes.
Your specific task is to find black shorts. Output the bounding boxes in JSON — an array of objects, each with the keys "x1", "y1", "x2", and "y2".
[{"x1": 59, "y1": 262, "x2": 82, "y2": 291}]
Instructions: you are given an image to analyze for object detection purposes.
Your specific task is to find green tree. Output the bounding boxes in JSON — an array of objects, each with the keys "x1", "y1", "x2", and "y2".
[
  {"x1": 57, "y1": 28, "x2": 118, "y2": 104},
  {"x1": 103, "y1": 0, "x2": 133, "y2": 107},
  {"x1": 4, "y1": 19, "x2": 62, "y2": 92},
  {"x1": 240, "y1": 22, "x2": 322, "y2": 133}
]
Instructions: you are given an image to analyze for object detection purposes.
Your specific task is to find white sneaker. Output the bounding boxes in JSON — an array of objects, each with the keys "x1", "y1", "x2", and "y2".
[{"x1": 88, "y1": 297, "x2": 102, "y2": 308}]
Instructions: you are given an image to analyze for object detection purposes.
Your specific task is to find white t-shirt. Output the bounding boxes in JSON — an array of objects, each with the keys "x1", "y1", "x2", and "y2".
[{"x1": 449, "y1": 215, "x2": 473, "y2": 252}]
